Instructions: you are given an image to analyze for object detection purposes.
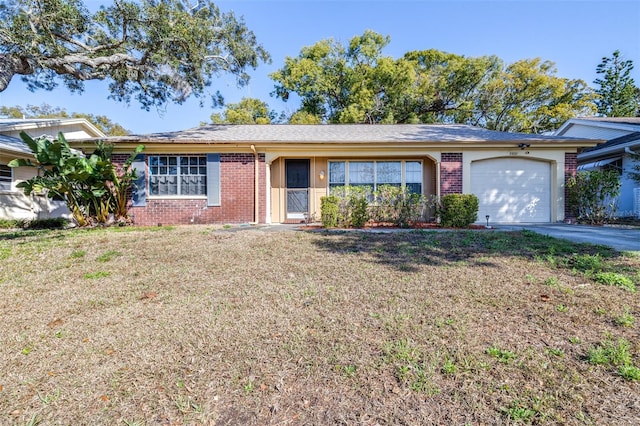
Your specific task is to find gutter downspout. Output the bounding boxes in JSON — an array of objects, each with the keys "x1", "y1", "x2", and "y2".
[{"x1": 251, "y1": 145, "x2": 259, "y2": 225}]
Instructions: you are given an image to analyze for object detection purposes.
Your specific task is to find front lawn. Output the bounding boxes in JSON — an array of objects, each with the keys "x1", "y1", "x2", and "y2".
[{"x1": 0, "y1": 226, "x2": 638, "y2": 424}]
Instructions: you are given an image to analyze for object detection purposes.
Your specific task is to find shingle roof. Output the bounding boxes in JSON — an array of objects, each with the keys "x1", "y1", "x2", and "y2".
[
  {"x1": 583, "y1": 131, "x2": 640, "y2": 153},
  {"x1": 106, "y1": 124, "x2": 591, "y2": 144},
  {"x1": 0, "y1": 134, "x2": 31, "y2": 154},
  {"x1": 570, "y1": 117, "x2": 640, "y2": 127}
]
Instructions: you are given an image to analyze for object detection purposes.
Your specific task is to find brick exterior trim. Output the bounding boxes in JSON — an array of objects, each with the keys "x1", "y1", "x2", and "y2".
[
  {"x1": 564, "y1": 152, "x2": 577, "y2": 222},
  {"x1": 440, "y1": 153, "x2": 463, "y2": 195}
]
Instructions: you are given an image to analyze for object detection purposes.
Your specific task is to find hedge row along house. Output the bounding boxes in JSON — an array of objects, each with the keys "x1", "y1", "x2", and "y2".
[{"x1": 64, "y1": 124, "x2": 600, "y2": 226}]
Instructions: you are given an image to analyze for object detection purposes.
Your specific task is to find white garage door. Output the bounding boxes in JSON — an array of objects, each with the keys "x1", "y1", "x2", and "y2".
[{"x1": 471, "y1": 158, "x2": 551, "y2": 223}]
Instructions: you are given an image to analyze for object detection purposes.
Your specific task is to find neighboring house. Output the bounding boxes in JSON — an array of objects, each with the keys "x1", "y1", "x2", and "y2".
[
  {"x1": 73, "y1": 124, "x2": 599, "y2": 225},
  {"x1": 555, "y1": 117, "x2": 640, "y2": 218},
  {"x1": 0, "y1": 118, "x2": 105, "y2": 220}
]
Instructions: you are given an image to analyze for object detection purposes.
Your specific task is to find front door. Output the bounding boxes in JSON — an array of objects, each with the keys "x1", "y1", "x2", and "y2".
[{"x1": 285, "y1": 159, "x2": 310, "y2": 220}]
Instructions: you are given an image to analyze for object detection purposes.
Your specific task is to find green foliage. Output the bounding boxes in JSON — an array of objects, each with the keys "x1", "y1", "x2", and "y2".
[
  {"x1": 0, "y1": 218, "x2": 25, "y2": 229},
  {"x1": 501, "y1": 401, "x2": 537, "y2": 422},
  {"x1": 619, "y1": 365, "x2": 640, "y2": 381},
  {"x1": 96, "y1": 250, "x2": 122, "y2": 262},
  {"x1": 370, "y1": 185, "x2": 429, "y2": 227},
  {"x1": 594, "y1": 50, "x2": 639, "y2": 117},
  {"x1": 324, "y1": 185, "x2": 431, "y2": 228},
  {"x1": 0, "y1": 0, "x2": 270, "y2": 109},
  {"x1": 320, "y1": 195, "x2": 339, "y2": 228},
  {"x1": 486, "y1": 345, "x2": 516, "y2": 364},
  {"x1": 288, "y1": 111, "x2": 322, "y2": 124},
  {"x1": 570, "y1": 253, "x2": 605, "y2": 273},
  {"x1": 83, "y1": 271, "x2": 110, "y2": 279},
  {"x1": 69, "y1": 250, "x2": 86, "y2": 259},
  {"x1": 473, "y1": 58, "x2": 596, "y2": 133},
  {"x1": 594, "y1": 272, "x2": 636, "y2": 292},
  {"x1": 210, "y1": 97, "x2": 277, "y2": 124},
  {"x1": 9, "y1": 132, "x2": 144, "y2": 227},
  {"x1": 439, "y1": 194, "x2": 479, "y2": 228},
  {"x1": 270, "y1": 30, "x2": 595, "y2": 132},
  {"x1": 586, "y1": 338, "x2": 640, "y2": 382},
  {"x1": 349, "y1": 193, "x2": 369, "y2": 228},
  {"x1": 587, "y1": 338, "x2": 632, "y2": 367},
  {"x1": 614, "y1": 308, "x2": 635, "y2": 327},
  {"x1": 566, "y1": 170, "x2": 621, "y2": 224}
]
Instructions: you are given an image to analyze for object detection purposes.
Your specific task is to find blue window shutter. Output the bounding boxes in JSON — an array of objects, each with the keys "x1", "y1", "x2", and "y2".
[
  {"x1": 132, "y1": 154, "x2": 146, "y2": 207},
  {"x1": 207, "y1": 154, "x2": 221, "y2": 206}
]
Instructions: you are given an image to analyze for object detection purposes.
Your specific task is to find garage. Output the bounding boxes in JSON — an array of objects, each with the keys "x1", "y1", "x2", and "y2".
[{"x1": 471, "y1": 158, "x2": 551, "y2": 223}]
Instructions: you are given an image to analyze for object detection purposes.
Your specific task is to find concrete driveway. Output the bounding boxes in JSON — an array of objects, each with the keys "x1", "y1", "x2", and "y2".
[{"x1": 497, "y1": 224, "x2": 640, "y2": 252}]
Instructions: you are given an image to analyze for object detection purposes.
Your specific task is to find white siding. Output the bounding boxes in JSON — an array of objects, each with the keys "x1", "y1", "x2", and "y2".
[{"x1": 560, "y1": 124, "x2": 631, "y2": 140}]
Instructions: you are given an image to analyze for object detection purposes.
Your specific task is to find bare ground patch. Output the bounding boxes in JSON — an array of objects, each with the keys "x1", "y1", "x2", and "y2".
[{"x1": 0, "y1": 226, "x2": 639, "y2": 425}]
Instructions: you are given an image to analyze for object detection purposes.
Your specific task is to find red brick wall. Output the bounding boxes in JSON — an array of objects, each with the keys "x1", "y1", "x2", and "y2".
[
  {"x1": 116, "y1": 153, "x2": 266, "y2": 226},
  {"x1": 440, "y1": 153, "x2": 463, "y2": 195},
  {"x1": 564, "y1": 152, "x2": 577, "y2": 222}
]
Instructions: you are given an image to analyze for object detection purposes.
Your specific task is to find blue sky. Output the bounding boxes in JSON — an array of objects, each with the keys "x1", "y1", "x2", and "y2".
[{"x1": 0, "y1": 0, "x2": 639, "y2": 134}]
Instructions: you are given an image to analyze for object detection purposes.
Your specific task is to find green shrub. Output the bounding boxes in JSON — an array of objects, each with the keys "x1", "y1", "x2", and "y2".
[
  {"x1": 24, "y1": 218, "x2": 68, "y2": 229},
  {"x1": 439, "y1": 194, "x2": 479, "y2": 228},
  {"x1": 0, "y1": 219, "x2": 23, "y2": 229},
  {"x1": 371, "y1": 185, "x2": 429, "y2": 227},
  {"x1": 349, "y1": 192, "x2": 370, "y2": 228},
  {"x1": 329, "y1": 185, "x2": 371, "y2": 228},
  {"x1": 566, "y1": 170, "x2": 620, "y2": 224},
  {"x1": 594, "y1": 272, "x2": 636, "y2": 292},
  {"x1": 0, "y1": 218, "x2": 67, "y2": 230},
  {"x1": 320, "y1": 195, "x2": 340, "y2": 228}
]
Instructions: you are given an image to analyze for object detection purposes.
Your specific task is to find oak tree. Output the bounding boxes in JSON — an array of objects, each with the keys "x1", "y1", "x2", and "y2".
[
  {"x1": 0, "y1": 0, "x2": 270, "y2": 110},
  {"x1": 270, "y1": 31, "x2": 596, "y2": 133},
  {"x1": 210, "y1": 97, "x2": 276, "y2": 124}
]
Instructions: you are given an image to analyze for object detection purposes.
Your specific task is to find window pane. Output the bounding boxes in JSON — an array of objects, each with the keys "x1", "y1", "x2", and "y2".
[
  {"x1": 376, "y1": 161, "x2": 401, "y2": 184},
  {"x1": 406, "y1": 161, "x2": 422, "y2": 183},
  {"x1": 406, "y1": 183, "x2": 422, "y2": 194},
  {"x1": 0, "y1": 165, "x2": 10, "y2": 191},
  {"x1": 150, "y1": 176, "x2": 159, "y2": 195},
  {"x1": 329, "y1": 161, "x2": 345, "y2": 184},
  {"x1": 349, "y1": 161, "x2": 374, "y2": 184},
  {"x1": 0, "y1": 165, "x2": 11, "y2": 178},
  {"x1": 150, "y1": 156, "x2": 206, "y2": 196}
]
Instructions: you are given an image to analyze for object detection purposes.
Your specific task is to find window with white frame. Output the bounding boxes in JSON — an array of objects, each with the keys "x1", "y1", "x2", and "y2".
[
  {"x1": 328, "y1": 160, "x2": 422, "y2": 194},
  {"x1": 149, "y1": 156, "x2": 207, "y2": 196},
  {"x1": 0, "y1": 164, "x2": 11, "y2": 191}
]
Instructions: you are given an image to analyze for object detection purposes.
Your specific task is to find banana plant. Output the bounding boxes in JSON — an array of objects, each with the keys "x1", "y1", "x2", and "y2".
[{"x1": 9, "y1": 132, "x2": 144, "y2": 226}]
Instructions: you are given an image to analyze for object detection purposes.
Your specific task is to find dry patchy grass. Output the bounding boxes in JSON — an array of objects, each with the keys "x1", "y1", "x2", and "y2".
[{"x1": 0, "y1": 226, "x2": 639, "y2": 425}]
